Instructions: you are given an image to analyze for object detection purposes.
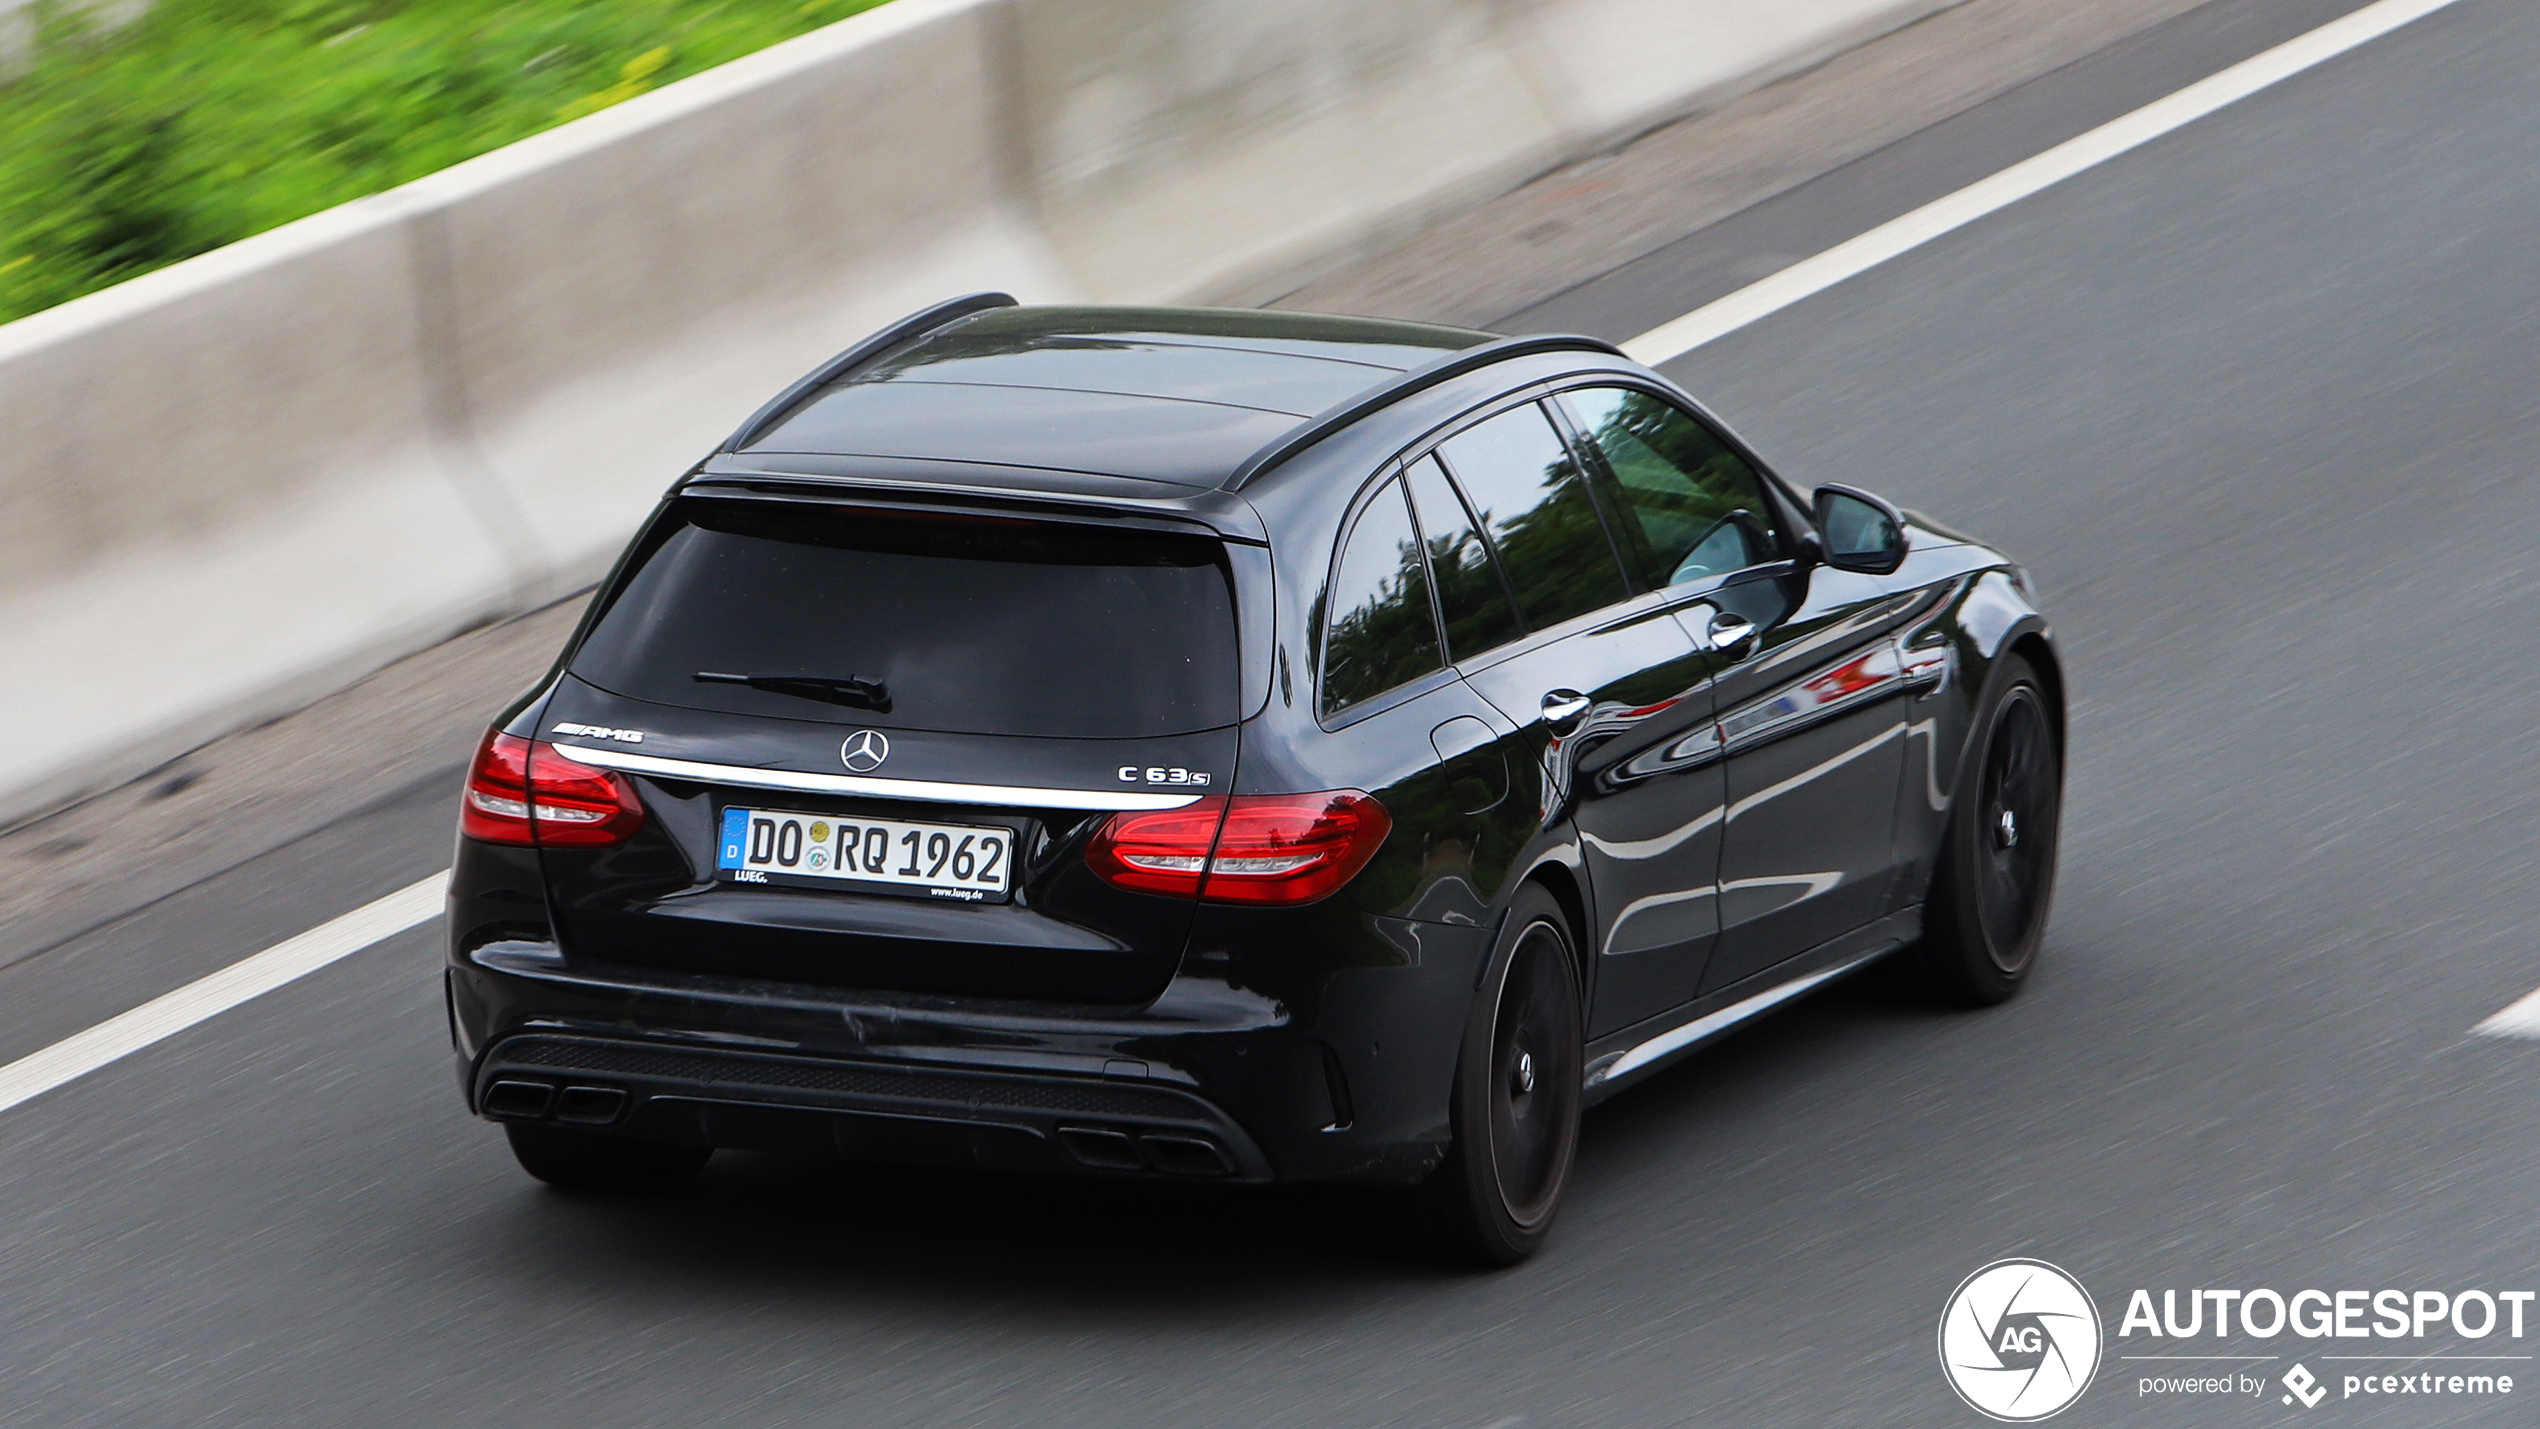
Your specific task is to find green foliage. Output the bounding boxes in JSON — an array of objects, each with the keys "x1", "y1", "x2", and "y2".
[{"x1": 0, "y1": 0, "x2": 890, "y2": 323}]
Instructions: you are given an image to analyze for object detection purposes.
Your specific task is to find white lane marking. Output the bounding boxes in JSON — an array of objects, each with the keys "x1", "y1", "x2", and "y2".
[
  {"x1": 2472, "y1": 986, "x2": 2540, "y2": 1040},
  {"x1": 0, "y1": 871, "x2": 447, "y2": 1117},
  {"x1": 1621, "y1": 0, "x2": 2466, "y2": 366}
]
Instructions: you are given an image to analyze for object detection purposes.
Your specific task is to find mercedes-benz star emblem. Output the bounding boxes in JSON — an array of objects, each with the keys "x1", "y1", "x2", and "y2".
[{"x1": 840, "y1": 730, "x2": 889, "y2": 773}]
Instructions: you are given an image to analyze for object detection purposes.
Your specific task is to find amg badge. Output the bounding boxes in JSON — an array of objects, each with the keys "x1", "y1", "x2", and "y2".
[{"x1": 550, "y1": 722, "x2": 644, "y2": 743}]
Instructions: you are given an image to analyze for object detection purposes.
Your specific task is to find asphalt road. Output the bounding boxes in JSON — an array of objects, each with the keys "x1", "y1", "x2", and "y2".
[{"x1": 5, "y1": 0, "x2": 2538, "y2": 1424}]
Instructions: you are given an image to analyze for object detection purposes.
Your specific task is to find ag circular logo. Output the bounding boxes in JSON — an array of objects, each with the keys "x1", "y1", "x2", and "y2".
[
  {"x1": 1939, "y1": 1259, "x2": 2102, "y2": 1421},
  {"x1": 840, "y1": 730, "x2": 889, "y2": 773}
]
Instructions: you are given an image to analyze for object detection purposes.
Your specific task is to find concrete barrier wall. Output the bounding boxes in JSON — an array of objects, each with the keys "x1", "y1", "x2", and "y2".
[
  {"x1": 0, "y1": 0, "x2": 148, "y2": 70},
  {"x1": 0, "y1": 0, "x2": 1957, "y2": 825}
]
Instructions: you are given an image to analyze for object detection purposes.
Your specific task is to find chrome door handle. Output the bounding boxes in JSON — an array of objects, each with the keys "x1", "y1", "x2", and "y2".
[
  {"x1": 1540, "y1": 689, "x2": 1591, "y2": 733},
  {"x1": 1706, "y1": 611, "x2": 1759, "y2": 655},
  {"x1": 1899, "y1": 633, "x2": 1952, "y2": 696}
]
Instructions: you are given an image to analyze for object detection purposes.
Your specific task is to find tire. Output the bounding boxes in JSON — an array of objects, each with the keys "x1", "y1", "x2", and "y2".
[
  {"x1": 1912, "y1": 653, "x2": 2062, "y2": 1005},
  {"x1": 1401, "y1": 884, "x2": 1584, "y2": 1266},
  {"x1": 506, "y1": 1124, "x2": 711, "y2": 1194}
]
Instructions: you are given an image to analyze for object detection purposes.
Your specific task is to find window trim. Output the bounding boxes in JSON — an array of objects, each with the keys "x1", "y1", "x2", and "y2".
[
  {"x1": 1364, "y1": 364, "x2": 1816, "y2": 546},
  {"x1": 1401, "y1": 450, "x2": 1529, "y2": 662},
  {"x1": 1311, "y1": 369, "x2": 1822, "y2": 703},
  {"x1": 1544, "y1": 380, "x2": 1808, "y2": 597},
  {"x1": 1315, "y1": 467, "x2": 1453, "y2": 728},
  {"x1": 1547, "y1": 379, "x2": 1816, "y2": 563},
  {"x1": 1448, "y1": 584, "x2": 1696, "y2": 685},
  {"x1": 1419, "y1": 393, "x2": 1641, "y2": 645},
  {"x1": 1390, "y1": 463, "x2": 1456, "y2": 663},
  {"x1": 1320, "y1": 664, "x2": 1466, "y2": 732},
  {"x1": 1520, "y1": 396, "x2": 1643, "y2": 601}
]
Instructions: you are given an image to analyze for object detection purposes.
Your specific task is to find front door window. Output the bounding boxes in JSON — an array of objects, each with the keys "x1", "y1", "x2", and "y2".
[{"x1": 1559, "y1": 386, "x2": 1781, "y2": 590}]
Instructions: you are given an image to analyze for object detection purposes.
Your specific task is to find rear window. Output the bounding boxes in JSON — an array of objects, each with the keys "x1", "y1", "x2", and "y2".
[{"x1": 570, "y1": 499, "x2": 1239, "y2": 739}]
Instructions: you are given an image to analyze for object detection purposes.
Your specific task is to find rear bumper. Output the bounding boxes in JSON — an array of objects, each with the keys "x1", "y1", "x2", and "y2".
[
  {"x1": 475, "y1": 1031, "x2": 1270, "y2": 1180},
  {"x1": 447, "y1": 922, "x2": 1492, "y2": 1185}
]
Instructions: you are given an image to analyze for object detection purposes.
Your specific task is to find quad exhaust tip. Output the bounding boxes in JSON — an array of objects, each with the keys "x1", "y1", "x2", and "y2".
[
  {"x1": 483, "y1": 1079, "x2": 627, "y2": 1126},
  {"x1": 1056, "y1": 1125, "x2": 1233, "y2": 1177},
  {"x1": 484, "y1": 1078, "x2": 1233, "y2": 1176}
]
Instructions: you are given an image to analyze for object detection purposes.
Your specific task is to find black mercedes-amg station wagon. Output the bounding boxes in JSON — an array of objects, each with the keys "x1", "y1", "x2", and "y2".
[{"x1": 446, "y1": 295, "x2": 2063, "y2": 1263}]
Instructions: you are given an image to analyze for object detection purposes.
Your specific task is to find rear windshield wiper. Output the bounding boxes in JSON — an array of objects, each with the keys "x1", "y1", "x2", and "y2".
[{"x1": 694, "y1": 671, "x2": 892, "y2": 712}]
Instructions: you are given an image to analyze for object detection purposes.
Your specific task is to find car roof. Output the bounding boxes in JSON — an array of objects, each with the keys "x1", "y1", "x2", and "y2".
[{"x1": 729, "y1": 306, "x2": 1496, "y2": 488}]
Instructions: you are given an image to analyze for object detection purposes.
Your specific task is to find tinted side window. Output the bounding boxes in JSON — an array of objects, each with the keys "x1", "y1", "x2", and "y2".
[
  {"x1": 1404, "y1": 455, "x2": 1523, "y2": 661},
  {"x1": 1436, "y1": 402, "x2": 1631, "y2": 630},
  {"x1": 1322, "y1": 478, "x2": 1442, "y2": 715},
  {"x1": 1562, "y1": 386, "x2": 1781, "y2": 589}
]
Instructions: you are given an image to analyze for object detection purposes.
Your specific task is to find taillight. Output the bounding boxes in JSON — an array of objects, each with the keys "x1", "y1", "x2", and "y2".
[
  {"x1": 460, "y1": 730, "x2": 645, "y2": 848},
  {"x1": 1206, "y1": 792, "x2": 1391, "y2": 903},
  {"x1": 461, "y1": 732, "x2": 534, "y2": 844},
  {"x1": 1087, "y1": 791, "x2": 1389, "y2": 906},
  {"x1": 1087, "y1": 798, "x2": 1227, "y2": 897},
  {"x1": 525, "y1": 740, "x2": 647, "y2": 847}
]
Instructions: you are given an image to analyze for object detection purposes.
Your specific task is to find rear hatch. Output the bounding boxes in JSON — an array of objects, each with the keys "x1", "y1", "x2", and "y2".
[{"x1": 534, "y1": 495, "x2": 1241, "y2": 1004}]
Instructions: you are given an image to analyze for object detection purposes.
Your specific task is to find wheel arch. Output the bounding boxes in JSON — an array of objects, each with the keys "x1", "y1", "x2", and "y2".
[
  {"x1": 1959, "y1": 616, "x2": 2058, "y2": 769},
  {"x1": 1892, "y1": 574, "x2": 2058, "y2": 905},
  {"x1": 1516, "y1": 860, "x2": 1592, "y2": 1008},
  {"x1": 2006, "y1": 630, "x2": 2066, "y2": 754}
]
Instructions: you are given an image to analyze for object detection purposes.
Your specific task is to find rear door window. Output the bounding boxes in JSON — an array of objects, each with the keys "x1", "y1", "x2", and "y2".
[
  {"x1": 1404, "y1": 454, "x2": 1524, "y2": 662},
  {"x1": 1559, "y1": 385, "x2": 1783, "y2": 590},
  {"x1": 1321, "y1": 477, "x2": 1442, "y2": 716},
  {"x1": 1434, "y1": 402, "x2": 1632, "y2": 630},
  {"x1": 568, "y1": 499, "x2": 1239, "y2": 739}
]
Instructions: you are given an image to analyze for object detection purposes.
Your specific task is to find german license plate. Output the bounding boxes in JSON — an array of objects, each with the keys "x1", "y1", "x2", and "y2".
[{"x1": 717, "y1": 807, "x2": 1014, "y2": 902}]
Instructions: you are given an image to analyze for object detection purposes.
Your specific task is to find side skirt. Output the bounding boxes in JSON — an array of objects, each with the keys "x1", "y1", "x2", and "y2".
[{"x1": 1581, "y1": 906, "x2": 1921, "y2": 1105}]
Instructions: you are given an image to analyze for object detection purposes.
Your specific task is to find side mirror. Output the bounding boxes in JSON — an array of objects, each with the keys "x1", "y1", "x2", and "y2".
[{"x1": 1811, "y1": 484, "x2": 1907, "y2": 575}]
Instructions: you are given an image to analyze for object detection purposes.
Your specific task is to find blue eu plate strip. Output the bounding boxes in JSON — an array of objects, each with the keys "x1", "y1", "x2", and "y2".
[{"x1": 718, "y1": 808, "x2": 748, "y2": 869}]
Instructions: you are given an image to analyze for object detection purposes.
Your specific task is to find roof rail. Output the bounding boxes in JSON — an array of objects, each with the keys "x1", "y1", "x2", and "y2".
[
  {"x1": 719, "y1": 291, "x2": 1018, "y2": 452},
  {"x1": 1222, "y1": 332, "x2": 1627, "y2": 491}
]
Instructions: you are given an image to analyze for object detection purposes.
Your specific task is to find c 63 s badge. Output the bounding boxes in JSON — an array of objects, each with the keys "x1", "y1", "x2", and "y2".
[{"x1": 1119, "y1": 766, "x2": 1210, "y2": 785}]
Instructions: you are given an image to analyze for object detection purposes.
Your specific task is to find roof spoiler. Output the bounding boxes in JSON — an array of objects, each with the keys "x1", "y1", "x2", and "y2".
[
  {"x1": 718, "y1": 291, "x2": 1018, "y2": 452},
  {"x1": 1222, "y1": 332, "x2": 1627, "y2": 491}
]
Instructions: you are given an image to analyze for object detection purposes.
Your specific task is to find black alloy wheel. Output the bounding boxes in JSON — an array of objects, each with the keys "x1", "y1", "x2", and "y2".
[
  {"x1": 1404, "y1": 884, "x2": 1583, "y2": 1266},
  {"x1": 1975, "y1": 685, "x2": 2055, "y2": 969},
  {"x1": 1914, "y1": 653, "x2": 2062, "y2": 1005}
]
